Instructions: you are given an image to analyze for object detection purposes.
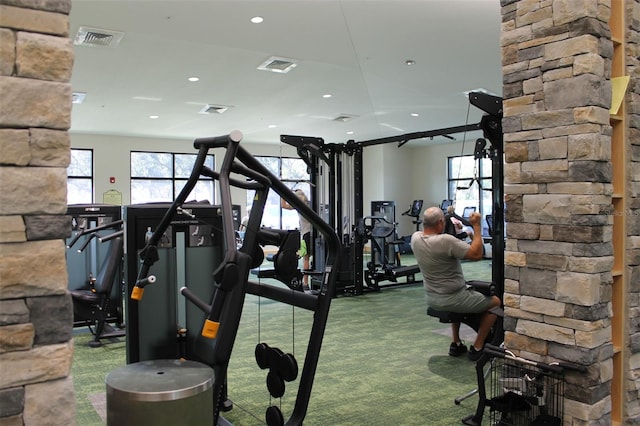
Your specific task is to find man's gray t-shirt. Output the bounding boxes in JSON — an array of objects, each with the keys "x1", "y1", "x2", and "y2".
[{"x1": 410, "y1": 232, "x2": 470, "y2": 295}]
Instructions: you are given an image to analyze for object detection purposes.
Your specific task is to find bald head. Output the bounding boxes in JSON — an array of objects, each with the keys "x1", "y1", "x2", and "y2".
[{"x1": 422, "y1": 206, "x2": 445, "y2": 230}]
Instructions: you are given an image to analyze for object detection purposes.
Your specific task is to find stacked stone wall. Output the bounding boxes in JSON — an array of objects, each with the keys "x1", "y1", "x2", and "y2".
[
  {"x1": 0, "y1": 0, "x2": 75, "y2": 424},
  {"x1": 624, "y1": 1, "x2": 640, "y2": 423},
  {"x1": 499, "y1": 0, "x2": 640, "y2": 424}
]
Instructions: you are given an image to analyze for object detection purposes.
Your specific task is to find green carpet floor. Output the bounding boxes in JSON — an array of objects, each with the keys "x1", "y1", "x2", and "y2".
[{"x1": 72, "y1": 259, "x2": 492, "y2": 425}]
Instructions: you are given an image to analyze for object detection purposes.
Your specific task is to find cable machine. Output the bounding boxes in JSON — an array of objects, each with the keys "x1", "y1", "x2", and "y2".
[
  {"x1": 130, "y1": 131, "x2": 342, "y2": 426},
  {"x1": 282, "y1": 92, "x2": 504, "y2": 297}
]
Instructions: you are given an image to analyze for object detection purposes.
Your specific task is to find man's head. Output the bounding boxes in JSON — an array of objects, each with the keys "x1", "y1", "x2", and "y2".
[
  {"x1": 423, "y1": 206, "x2": 445, "y2": 232},
  {"x1": 294, "y1": 189, "x2": 308, "y2": 202}
]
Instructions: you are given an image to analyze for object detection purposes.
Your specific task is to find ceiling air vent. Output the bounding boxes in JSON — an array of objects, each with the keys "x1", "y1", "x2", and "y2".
[
  {"x1": 74, "y1": 26, "x2": 125, "y2": 47},
  {"x1": 72, "y1": 92, "x2": 86, "y2": 104},
  {"x1": 199, "y1": 104, "x2": 232, "y2": 115},
  {"x1": 332, "y1": 114, "x2": 358, "y2": 123},
  {"x1": 257, "y1": 56, "x2": 298, "y2": 74}
]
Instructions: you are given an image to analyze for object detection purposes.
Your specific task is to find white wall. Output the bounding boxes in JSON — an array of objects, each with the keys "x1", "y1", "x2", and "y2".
[
  {"x1": 409, "y1": 140, "x2": 476, "y2": 212},
  {"x1": 71, "y1": 132, "x2": 469, "y2": 235},
  {"x1": 71, "y1": 132, "x2": 299, "y2": 216}
]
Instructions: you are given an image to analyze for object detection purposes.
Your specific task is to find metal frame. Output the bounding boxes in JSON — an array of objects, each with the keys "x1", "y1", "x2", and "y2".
[
  {"x1": 282, "y1": 92, "x2": 505, "y2": 297},
  {"x1": 131, "y1": 132, "x2": 342, "y2": 426}
]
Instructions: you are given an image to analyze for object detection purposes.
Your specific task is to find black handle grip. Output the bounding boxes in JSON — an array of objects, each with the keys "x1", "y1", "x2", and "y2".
[{"x1": 193, "y1": 130, "x2": 243, "y2": 149}]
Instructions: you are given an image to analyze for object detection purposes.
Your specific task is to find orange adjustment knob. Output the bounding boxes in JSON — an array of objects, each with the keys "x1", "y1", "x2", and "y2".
[
  {"x1": 131, "y1": 286, "x2": 144, "y2": 301},
  {"x1": 202, "y1": 319, "x2": 220, "y2": 339}
]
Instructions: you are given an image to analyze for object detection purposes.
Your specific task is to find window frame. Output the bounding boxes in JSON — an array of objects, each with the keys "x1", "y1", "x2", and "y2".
[
  {"x1": 67, "y1": 148, "x2": 94, "y2": 204},
  {"x1": 447, "y1": 154, "x2": 492, "y2": 231},
  {"x1": 130, "y1": 150, "x2": 215, "y2": 205},
  {"x1": 247, "y1": 155, "x2": 310, "y2": 230}
]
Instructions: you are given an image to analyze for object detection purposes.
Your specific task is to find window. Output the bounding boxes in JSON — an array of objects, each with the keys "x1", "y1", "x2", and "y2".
[
  {"x1": 130, "y1": 152, "x2": 215, "y2": 204},
  {"x1": 246, "y1": 156, "x2": 310, "y2": 230},
  {"x1": 67, "y1": 149, "x2": 93, "y2": 204},
  {"x1": 448, "y1": 155, "x2": 492, "y2": 232}
]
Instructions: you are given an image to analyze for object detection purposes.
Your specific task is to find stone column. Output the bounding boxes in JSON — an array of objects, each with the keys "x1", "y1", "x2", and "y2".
[
  {"x1": 501, "y1": 0, "x2": 639, "y2": 424},
  {"x1": 0, "y1": 1, "x2": 75, "y2": 425}
]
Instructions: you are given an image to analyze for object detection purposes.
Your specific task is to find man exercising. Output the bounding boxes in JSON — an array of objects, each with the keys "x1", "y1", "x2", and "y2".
[
  {"x1": 281, "y1": 189, "x2": 312, "y2": 290},
  {"x1": 411, "y1": 206, "x2": 500, "y2": 361}
]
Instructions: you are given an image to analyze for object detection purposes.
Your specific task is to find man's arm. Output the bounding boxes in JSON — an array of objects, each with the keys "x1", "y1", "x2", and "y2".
[
  {"x1": 281, "y1": 198, "x2": 293, "y2": 210},
  {"x1": 463, "y1": 212, "x2": 483, "y2": 260}
]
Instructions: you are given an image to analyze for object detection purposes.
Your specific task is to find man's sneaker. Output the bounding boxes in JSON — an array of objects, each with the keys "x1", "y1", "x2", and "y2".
[
  {"x1": 449, "y1": 341, "x2": 467, "y2": 357},
  {"x1": 468, "y1": 346, "x2": 483, "y2": 361}
]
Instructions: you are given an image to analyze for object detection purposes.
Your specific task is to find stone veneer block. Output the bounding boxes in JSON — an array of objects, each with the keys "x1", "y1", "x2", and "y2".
[
  {"x1": 544, "y1": 74, "x2": 610, "y2": 110},
  {"x1": 24, "y1": 215, "x2": 71, "y2": 241},
  {"x1": 0, "y1": 129, "x2": 31, "y2": 166},
  {"x1": 573, "y1": 53, "x2": 606, "y2": 76},
  {"x1": 538, "y1": 136, "x2": 568, "y2": 160},
  {"x1": 23, "y1": 376, "x2": 75, "y2": 426},
  {"x1": 523, "y1": 193, "x2": 572, "y2": 224},
  {"x1": 569, "y1": 256, "x2": 614, "y2": 273},
  {"x1": 0, "y1": 77, "x2": 71, "y2": 130},
  {"x1": 0, "y1": 341, "x2": 72, "y2": 388},
  {"x1": 520, "y1": 295, "x2": 565, "y2": 316},
  {"x1": 0, "y1": 387, "x2": 24, "y2": 418},
  {"x1": 0, "y1": 1, "x2": 72, "y2": 14},
  {"x1": 0, "y1": 216, "x2": 26, "y2": 243},
  {"x1": 556, "y1": 271, "x2": 601, "y2": 306},
  {"x1": 28, "y1": 128, "x2": 70, "y2": 167},
  {"x1": 16, "y1": 32, "x2": 73, "y2": 82},
  {"x1": 515, "y1": 319, "x2": 575, "y2": 345},
  {"x1": 0, "y1": 240, "x2": 68, "y2": 298},
  {"x1": 503, "y1": 331, "x2": 547, "y2": 354},
  {"x1": 575, "y1": 326, "x2": 613, "y2": 349},
  {"x1": 0, "y1": 28, "x2": 15, "y2": 76},
  {"x1": 0, "y1": 167, "x2": 67, "y2": 215},
  {"x1": 0, "y1": 323, "x2": 34, "y2": 353},
  {"x1": 26, "y1": 294, "x2": 72, "y2": 345},
  {"x1": 0, "y1": 300, "x2": 29, "y2": 325},
  {"x1": 0, "y1": 5, "x2": 69, "y2": 36},
  {"x1": 526, "y1": 252, "x2": 569, "y2": 271},
  {"x1": 506, "y1": 222, "x2": 540, "y2": 239}
]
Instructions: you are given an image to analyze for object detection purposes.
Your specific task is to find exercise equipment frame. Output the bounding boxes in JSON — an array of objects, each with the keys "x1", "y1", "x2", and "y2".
[{"x1": 131, "y1": 131, "x2": 342, "y2": 426}]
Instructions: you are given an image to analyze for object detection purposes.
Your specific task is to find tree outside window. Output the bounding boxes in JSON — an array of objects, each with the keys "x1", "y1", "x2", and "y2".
[{"x1": 67, "y1": 149, "x2": 93, "y2": 204}]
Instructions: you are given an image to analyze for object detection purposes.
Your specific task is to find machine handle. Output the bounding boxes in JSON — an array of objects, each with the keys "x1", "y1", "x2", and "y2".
[
  {"x1": 131, "y1": 275, "x2": 156, "y2": 301},
  {"x1": 193, "y1": 130, "x2": 242, "y2": 149}
]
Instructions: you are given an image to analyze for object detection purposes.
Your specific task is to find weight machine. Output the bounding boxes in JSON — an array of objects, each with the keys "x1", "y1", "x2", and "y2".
[
  {"x1": 130, "y1": 131, "x2": 342, "y2": 426},
  {"x1": 282, "y1": 91, "x2": 504, "y2": 297},
  {"x1": 360, "y1": 201, "x2": 420, "y2": 290},
  {"x1": 66, "y1": 204, "x2": 125, "y2": 347}
]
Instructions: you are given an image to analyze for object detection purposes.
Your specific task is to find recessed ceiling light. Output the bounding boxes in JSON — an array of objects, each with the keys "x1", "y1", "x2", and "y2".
[
  {"x1": 251, "y1": 16, "x2": 264, "y2": 24},
  {"x1": 323, "y1": 94, "x2": 332, "y2": 98},
  {"x1": 411, "y1": 113, "x2": 419, "y2": 117},
  {"x1": 268, "y1": 124, "x2": 277, "y2": 128},
  {"x1": 188, "y1": 76, "x2": 199, "y2": 82},
  {"x1": 149, "y1": 115, "x2": 159, "y2": 119},
  {"x1": 346, "y1": 131, "x2": 354, "y2": 135},
  {"x1": 133, "y1": 96, "x2": 162, "y2": 101},
  {"x1": 405, "y1": 59, "x2": 415, "y2": 66}
]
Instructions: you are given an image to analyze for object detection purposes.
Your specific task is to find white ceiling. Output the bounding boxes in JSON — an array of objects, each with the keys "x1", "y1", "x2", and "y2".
[{"x1": 69, "y1": 0, "x2": 502, "y2": 147}]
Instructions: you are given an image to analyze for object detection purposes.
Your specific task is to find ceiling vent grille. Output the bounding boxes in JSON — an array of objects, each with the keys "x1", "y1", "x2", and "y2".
[
  {"x1": 199, "y1": 104, "x2": 232, "y2": 115},
  {"x1": 332, "y1": 114, "x2": 358, "y2": 122},
  {"x1": 72, "y1": 92, "x2": 86, "y2": 104},
  {"x1": 257, "y1": 56, "x2": 298, "y2": 74},
  {"x1": 74, "y1": 26, "x2": 125, "y2": 47}
]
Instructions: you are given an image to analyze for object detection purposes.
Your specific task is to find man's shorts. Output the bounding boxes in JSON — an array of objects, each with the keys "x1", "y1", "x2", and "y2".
[
  {"x1": 302, "y1": 232, "x2": 311, "y2": 257},
  {"x1": 427, "y1": 286, "x2": 493, "y2": 314}
]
